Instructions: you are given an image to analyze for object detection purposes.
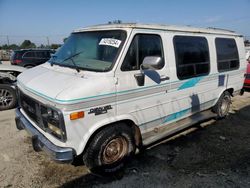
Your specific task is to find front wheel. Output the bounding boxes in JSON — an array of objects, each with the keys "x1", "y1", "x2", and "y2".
[
  {"x1": 0, "y1": 84, "x2": 17, "y2": 111},
  {"x1": 212, "y1": 91, "x2": 231, "y2": 119},
  {"x1": 83, "y1": 123, "x2": 136, "y2": 175}
]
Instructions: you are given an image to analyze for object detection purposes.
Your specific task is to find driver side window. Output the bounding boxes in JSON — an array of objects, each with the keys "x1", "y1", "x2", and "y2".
[{"x1": 121, "y1": 34, "x2": 164, "y2": 71}]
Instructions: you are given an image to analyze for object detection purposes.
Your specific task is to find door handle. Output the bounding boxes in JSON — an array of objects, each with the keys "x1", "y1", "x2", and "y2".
[{"x1": 160, "y1": 75, "x2": 170, "y2": 81}]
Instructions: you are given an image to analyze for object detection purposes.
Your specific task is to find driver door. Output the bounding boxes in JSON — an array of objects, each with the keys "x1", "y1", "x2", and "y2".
[{"x1": 115, "y1": 31, "x2": 171, "y2": 131}]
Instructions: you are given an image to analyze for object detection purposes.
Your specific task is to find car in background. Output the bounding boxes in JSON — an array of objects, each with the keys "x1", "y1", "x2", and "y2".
[
  {"x1": 0, "y1": 65, "x2": 26, "y2": 110},
  {"x1": 244, "y1": 62, "x2": 250, "y2": 91},
  {"x1": 10, "y1": 49, "x2": 54, "y2": 68}
]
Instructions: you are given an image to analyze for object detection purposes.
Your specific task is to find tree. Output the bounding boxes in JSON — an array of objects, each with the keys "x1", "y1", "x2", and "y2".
[
  {"x1": 20, "y1": 40, "x2": 36, "y2": 49},
  {"x1": 9, "y1": 44, "x2": 19, "y2": 50},
  {"x1": 50, "y1": 44, "x2": 61, "y2": 49}
]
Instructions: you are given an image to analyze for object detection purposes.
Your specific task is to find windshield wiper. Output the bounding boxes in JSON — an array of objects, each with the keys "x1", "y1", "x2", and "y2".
[{"x1": 60, "y1": 51, "x2": 84, "y2": 73}]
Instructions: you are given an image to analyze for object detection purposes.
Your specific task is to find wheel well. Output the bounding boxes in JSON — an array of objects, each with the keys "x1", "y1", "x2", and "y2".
[
  {"x1": 0, "y1": 77, "x2": 14, "y2": 84},
  {"x1": 24, "y1": 64, "x2": 34, "y2": 68},
  {"x1": 82, "y1": 119, "x2": 142, "y2": 155},
  {"x1": 226, "y1": 88, "x2": 234, "y2": 96}
]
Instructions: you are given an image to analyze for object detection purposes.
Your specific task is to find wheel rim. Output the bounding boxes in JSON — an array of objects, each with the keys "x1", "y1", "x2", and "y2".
[
  {"x1": 220, "y1": 97, "x2": 230, "y2": 115},
  {"x1": 0, "y1": 88, "x2": 14, "y2": 108},
  {"x1": 102, "y1": 137, "x2": 128, "y2": 165}
]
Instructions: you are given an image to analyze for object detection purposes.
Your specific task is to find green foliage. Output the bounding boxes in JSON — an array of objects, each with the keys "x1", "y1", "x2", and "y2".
[
  {"x1": 20, "y1": 40, "x2": 36, "y2": 49},
  {"x1": 50, "y1": 44, "x2": 61, "y2": 49}
]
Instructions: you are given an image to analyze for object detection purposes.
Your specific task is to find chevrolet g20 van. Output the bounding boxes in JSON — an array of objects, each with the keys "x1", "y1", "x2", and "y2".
[{"x1": 15, "y1": 23, "x2": 246, "y2": 174}]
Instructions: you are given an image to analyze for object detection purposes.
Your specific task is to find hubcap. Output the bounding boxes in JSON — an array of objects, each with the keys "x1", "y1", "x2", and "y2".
[
  {"x1": 102, "y1": 137, "x2": 128, "y2": 165},
  {"x1": 0, "y1": 88, "x2": 13, "y2": 108},
  {"x1": 220, "y1": 97, "x2": 229, "y2": 115}
]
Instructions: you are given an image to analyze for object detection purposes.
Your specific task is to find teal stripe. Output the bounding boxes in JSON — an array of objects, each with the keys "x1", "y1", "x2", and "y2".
[
  {"x1": 18, "y1": 68, "x2": 245, "y2": 103},
  {"x1": 139, "y1": 98, "x2": 216, "y2": 127},
  {"x1": 163, "y1": 108, "x2": 189, "y2": 123},
  {"x1": 178, "y1": 76, "x2": 204, "y2": 90}
]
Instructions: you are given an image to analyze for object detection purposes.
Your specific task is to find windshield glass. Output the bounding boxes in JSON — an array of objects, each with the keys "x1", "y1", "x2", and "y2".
[{"x1": 50, "y1": 30, "x2": 126, "y2": 72}]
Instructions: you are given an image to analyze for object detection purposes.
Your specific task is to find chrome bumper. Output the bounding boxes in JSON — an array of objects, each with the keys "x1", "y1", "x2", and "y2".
[{"x1": 15, "y1": 108, "x2": 75, "y2": 163}]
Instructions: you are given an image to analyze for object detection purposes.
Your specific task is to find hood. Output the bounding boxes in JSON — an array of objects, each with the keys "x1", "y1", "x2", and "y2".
[
  {"x1": 0, "y1": 64, "x2": 27, "y2": 72},
  {"x1": 17, "y1": 63, "x2": 115, "y2": 104}
]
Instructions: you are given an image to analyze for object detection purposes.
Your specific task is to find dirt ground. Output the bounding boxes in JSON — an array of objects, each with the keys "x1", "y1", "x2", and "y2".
[{"x1": 0, "y1": 92, "x2": 250, "y2": 188}]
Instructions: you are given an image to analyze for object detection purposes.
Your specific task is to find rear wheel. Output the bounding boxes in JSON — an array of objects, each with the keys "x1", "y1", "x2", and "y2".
[
  {"x1": 0, "y1": 84, "x2": 17, "y2": 111},
  {"x1": 83, "y1": 123, "x2": 136, "y2": 175},
  {"x1": 212, "y1": 91, "x2": 231, "y2": 119}
]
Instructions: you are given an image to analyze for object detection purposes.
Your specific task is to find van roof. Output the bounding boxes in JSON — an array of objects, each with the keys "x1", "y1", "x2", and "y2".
[{"x1": 73, "y1": 23, "x2": 241, "y2": 37}]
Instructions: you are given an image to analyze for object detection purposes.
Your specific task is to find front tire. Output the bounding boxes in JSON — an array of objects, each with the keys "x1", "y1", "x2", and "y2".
[
  {"x1": 83, "y1": 123, "x2": 136, "y2": 175},
  {"x1": 212, "y1": 91, "x2": 231, "y2": 119}
]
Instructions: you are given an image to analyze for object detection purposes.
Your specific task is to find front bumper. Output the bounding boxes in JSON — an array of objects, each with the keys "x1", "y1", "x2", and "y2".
[{"x1": 15, "y1": 108, "x2": 75, "y2": 163}]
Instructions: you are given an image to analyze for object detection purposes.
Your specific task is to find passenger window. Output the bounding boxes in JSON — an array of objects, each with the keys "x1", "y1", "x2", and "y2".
[
  {"x1": 23, "y1": 52, "x2": 36, "y2": 58},
  {"x1": 121, "y1": 34, "x2": 164, "y2": 71},
  {"x1": 174, "y1": 36, "x2": 210, "y2": 80},
  {"x1": 215, "y1": 38, "x2": 239, "y2": 72}
]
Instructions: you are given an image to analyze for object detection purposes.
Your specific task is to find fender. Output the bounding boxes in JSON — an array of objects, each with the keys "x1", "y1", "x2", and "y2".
[
  {"x1": 212, "y1": 87, "x2": 234, "y2": 107},
  {"x1": 76, "y1": 114, "x2": 139, "y2": 155}
]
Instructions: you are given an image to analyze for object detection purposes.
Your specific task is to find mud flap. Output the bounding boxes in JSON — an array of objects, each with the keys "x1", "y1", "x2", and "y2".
[
  {"x1": 15, "y1": 117, "x2": 24, "y2": 130},
  {"x1": 32, "y1": 135, "x2": 43, "y2": 152}
]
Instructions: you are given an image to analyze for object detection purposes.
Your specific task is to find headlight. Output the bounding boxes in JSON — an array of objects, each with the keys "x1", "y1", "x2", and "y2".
[{"x1": 41, "y1": 106, "x2": 66, "y2": 141}]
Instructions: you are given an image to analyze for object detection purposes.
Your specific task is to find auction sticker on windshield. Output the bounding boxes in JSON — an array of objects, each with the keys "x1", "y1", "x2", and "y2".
[{"x1": 99, "y1": 38, "x2": 122, "y2": 48}]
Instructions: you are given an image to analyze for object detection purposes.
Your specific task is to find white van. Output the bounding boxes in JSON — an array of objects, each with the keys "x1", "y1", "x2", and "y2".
[{"x1": 15, "y1": 23, "x2": 246, "y2": 174}]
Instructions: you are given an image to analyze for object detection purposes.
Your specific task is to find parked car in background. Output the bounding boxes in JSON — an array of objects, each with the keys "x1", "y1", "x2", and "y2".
[
  {"x1": 244, "y1": 63, "x2": 250, "y2": 91},
  {"x1": 0, "y1": 65, "x2": 26, "y2": 110},
  {"x1": 10, "y1": 49, "x2": 55, "y2": 68}
]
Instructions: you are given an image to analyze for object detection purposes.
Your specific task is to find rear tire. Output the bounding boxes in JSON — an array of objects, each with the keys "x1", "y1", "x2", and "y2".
[
  {"x1": 83, "y1": 123, "x2": 136, "y2": 175},
  {"x1": 0, "y1": 84, "x2": 17, "y2": 111},
  {"x1": 212, "y1": 91, "x2": 231, "y2": 119}
]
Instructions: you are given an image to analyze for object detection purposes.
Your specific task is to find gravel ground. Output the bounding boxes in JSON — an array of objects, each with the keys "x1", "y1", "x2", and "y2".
[{"x1": 0, "y1": 92, "x2": 250, "y2": 188}]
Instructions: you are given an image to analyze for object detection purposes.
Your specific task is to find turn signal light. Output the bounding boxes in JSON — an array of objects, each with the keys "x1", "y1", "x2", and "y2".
[{"x1": 70, "y1": 111, "x2": 84, "y2": 120}]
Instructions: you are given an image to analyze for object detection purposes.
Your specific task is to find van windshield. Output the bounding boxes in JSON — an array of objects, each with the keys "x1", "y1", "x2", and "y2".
[{"x1": 50, "y1": 30, "x2": 126, "y2": 72}]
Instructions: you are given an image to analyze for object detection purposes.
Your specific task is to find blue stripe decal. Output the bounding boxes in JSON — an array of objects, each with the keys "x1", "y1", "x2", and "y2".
[
  {"x1": 178, "y1": 76, "x2": 204, "y2": 90},
  {"x1": 163, "y1": 108, "x2": 189, "y2": 123}
]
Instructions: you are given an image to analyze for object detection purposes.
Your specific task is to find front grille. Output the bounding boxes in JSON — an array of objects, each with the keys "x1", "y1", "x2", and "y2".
[
  {"x1": 244, "y1": 83, "x2": 250, "y2": 87},
  {"x1": 18, "y1": 89, "x2": 67, "y2": 142},
  {"x1": 246, "y1": 74, "x2": 250, "y2": 79},
  {"x1": 19, "y1": 90, "x2": 45, "y2": 130}
]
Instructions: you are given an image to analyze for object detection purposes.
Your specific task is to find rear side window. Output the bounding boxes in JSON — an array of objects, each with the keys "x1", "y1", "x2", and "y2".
[
  {"x1": 12, "y1": 51, "x2": 24, "y2": 59},
  {"x1": 215, "y1": 38, "x2": 239, "y2": 72},
  {"x1": 23, "y1": 51, "x2": 36, "y2": 58},
  {"x1": 36, "y1": 51, "x2": 51, "y2": 58},
  {"x1": 121, "y1": 34, "x2": 164, "y2": 71},
  {"x1": 174, "y1": 36, "x2": 210, "y2": 80}
]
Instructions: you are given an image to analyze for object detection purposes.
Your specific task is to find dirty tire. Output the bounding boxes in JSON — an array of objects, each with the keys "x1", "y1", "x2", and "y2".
[
  {"x1": 212, "y1": 91, "x2": 231, "y2": 119},
  {"x1": 83, "y1": 123, "x2": 136, "y2": 175},
  {"x1": 0, "y1": 84, "x2": 17, "y2": 111}
]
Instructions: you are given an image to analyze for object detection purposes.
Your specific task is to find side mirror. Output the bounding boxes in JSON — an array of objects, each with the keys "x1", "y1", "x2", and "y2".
[
  {"x1": 141, "y1": 56, "x2": 164, "y2": 70},
  {"x1": 134, "y1": 56, "x2": 164, "y2": 86}
]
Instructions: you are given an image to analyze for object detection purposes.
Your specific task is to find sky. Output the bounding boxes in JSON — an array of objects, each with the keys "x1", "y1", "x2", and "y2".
[{"x1": 0, "y1": 0, "x2": 250, "y2": 45}]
